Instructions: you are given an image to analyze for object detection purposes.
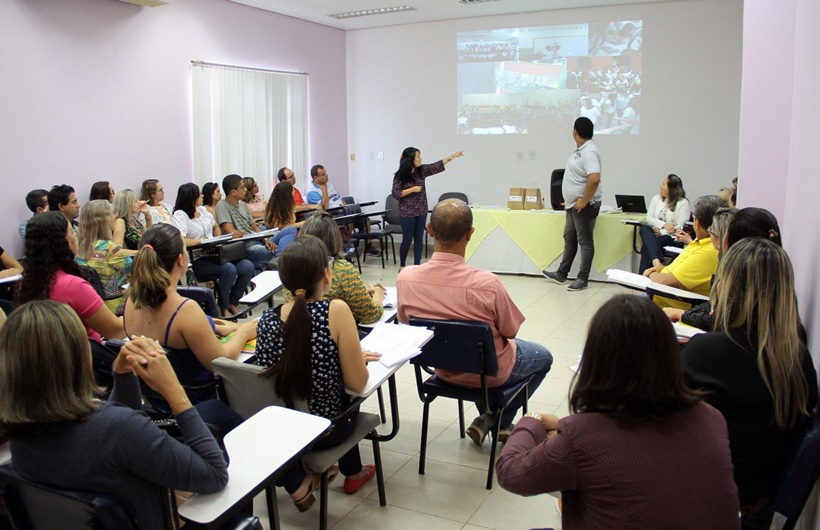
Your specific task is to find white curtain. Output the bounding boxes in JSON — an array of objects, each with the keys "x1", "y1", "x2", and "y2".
[{"x1": 192, "y1": 64, "x2": 309, "y2": 198}]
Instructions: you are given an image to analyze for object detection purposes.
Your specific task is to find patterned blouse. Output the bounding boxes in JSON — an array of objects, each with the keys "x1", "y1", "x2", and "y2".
[
  {"x1": 75, "y1": 239, "x2": 132, "y2": 314},
  {"x1": 391, "y1": 160, "x2": 445, "y2": 217},
  {"x1": 123, "y1": 220, "x2": 144, "y2": 251},
  {"x1": 283, "y1": 259, "x2": 383, "y2": 324},
  {"x1": 254, "y1": 300, "x2": 345, "y2": 419},
  {"x1": 147, "y1": 202, "x2": 174, "y2": 225}
]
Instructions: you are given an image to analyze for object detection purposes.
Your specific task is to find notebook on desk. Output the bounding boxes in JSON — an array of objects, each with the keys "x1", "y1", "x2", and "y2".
[{"x1": 615, "y1": 194, "x2": 648, "y2": 213}]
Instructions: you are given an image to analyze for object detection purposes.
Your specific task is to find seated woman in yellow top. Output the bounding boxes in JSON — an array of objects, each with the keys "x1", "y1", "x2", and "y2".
[
  {"x1": 642, "y1": 195, "x2": 728, "y2": 309},
  {"x1": 296, "y1": 211, "x2": 384, "y2": 325},
  {"x1": 76, "y1": 200, "x2": 138, "y2": 314}
]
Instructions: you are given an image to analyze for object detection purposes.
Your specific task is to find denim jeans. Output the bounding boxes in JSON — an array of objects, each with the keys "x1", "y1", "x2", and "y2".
[
  {"x1": 399, "y1": 213, "x2": 427, "y2": 266},
  {"x1": 557, "y1": 202, "x2": 601, "y2": 280},
  {"x1": 244, "y1": 242, "x2": 274, "y2": 272},
  {"x1": 476, "y1": 339, "x2": 553, "y2": 428},
  {"x1": 192, "y1": 258, "x2": 255, "y2": 310},
  {"x1": 638, "y1": 224, "x2": 675, "y2": 273}
]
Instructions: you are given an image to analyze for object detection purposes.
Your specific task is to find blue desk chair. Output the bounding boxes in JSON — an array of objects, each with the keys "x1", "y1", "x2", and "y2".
[
  {"x1": 408, "y1": 317, "x2": 534, "y2": 490},
  {"x1": 0, "y1": 464, "x2": 263, "y2": 530},
  {"x1": 770, "y1": 415, "x2": 820, "y2": 530}
]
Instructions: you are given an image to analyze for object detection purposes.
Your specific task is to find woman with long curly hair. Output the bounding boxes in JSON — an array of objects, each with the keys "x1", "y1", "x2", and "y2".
[
  {"x1": 263, "y1": 181, "x2": 302, "y2": 264},
  {"x1": 391, "y1": 146, "x2": 463, "y2": 268},
  {"x1": 15, "y1": 211, "x2": 124, "y2": 343}
]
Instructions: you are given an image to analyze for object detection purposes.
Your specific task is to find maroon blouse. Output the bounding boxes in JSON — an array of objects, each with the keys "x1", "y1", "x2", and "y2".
[{"x1": 391, "y1": 160, "x2": 445, "y2": 217}]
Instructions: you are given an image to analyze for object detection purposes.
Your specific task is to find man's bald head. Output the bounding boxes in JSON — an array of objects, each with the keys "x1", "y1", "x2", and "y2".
[{"x1": 430, "y1": 199, "x2": 472, "y2": 247}]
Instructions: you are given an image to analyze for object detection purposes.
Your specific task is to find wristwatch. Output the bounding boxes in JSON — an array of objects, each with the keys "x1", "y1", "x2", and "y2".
[{"x1": 524, "y1": 413, "x2": 543, "y2": 422}]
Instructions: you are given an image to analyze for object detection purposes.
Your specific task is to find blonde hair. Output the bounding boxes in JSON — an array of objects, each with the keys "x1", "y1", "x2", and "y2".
[
  {"x1": 242, "y1": 177, "x2": 257, "y2": 203},
  {"x1": 0, "y1": 301, "x2": 99, "y2": 435},
  {"x1": 712, "y1": 238, "x2": 810, "y2": 429},
  {"x1": 77, "y1": 199, "x2": 115, "y2": 259},
  {"x1": 113, "y1": 189, "x2": 139, "y2": 229}
]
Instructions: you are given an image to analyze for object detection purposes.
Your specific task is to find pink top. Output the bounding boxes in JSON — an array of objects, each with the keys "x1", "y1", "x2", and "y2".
[
  {"x1": 51, "y1": 269, "x2": 104, "y2": 343},
  {"x1": 497, "y1": 404, "x2": 740, "y2": 529},
  {"x1": 397, "y1": 252, "x2": 523, "y2": 388}
]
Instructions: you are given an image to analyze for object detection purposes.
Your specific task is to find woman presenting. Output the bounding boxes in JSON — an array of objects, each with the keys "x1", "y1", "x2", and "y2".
[{"x1": 392, "y1": 147, "x2": 464, "y2": 269}]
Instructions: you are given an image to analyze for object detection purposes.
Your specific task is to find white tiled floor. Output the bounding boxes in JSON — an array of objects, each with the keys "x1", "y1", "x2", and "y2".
[{"x1": 249, "y1": 251, "x2": 626, "y2": 529}]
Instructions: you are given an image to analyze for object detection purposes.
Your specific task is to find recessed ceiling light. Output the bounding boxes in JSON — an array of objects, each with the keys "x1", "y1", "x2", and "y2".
[{"x1": 328, "y1": 6, "x2": 417, "y2": 19}]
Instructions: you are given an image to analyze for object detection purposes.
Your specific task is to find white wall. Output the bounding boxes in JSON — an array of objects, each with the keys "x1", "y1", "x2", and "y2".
[
  {"x1": 345, "y1": 0, "x2": 742, "y2": 209},
  {"x1": 0, "y1": 0, "x2": 349, "y2": 257}
]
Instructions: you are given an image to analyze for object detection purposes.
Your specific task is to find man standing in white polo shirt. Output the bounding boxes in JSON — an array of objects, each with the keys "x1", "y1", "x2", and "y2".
[{"x1": 542, "y1": 117, "x2": 602, "y2": 291}]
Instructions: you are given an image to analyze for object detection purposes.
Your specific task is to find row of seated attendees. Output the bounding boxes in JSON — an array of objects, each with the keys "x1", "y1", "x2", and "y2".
[
  {"x1": 0, "y1": 185, "x2": 813, "y2": 528},
  {"x1": 0, "y1": 191, "x2": 388, "y2": 520}
]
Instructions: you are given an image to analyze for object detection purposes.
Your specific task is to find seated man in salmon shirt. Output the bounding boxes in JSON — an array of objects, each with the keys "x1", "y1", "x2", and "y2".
[{"x1": 397, "y1": 199, "x2": 553, "y2": 445}]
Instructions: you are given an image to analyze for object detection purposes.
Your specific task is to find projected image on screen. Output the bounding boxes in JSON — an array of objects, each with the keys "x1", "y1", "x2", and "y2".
[{"x1": 457, "y1": 20, "x2": 642, "y2": 135}]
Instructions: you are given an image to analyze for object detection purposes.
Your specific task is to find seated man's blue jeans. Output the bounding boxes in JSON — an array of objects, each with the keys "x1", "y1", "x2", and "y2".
[
  {"x1": 476, "y1": 339, "x2": 553, "y2": 429},
  {"x1": 244, "y1": 242, "x2": 274, "y2": 272}
]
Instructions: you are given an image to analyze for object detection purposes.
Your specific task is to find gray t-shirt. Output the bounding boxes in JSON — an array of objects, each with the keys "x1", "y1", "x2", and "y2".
[
  {"x1": 562, "y1": 140, "x2": 602, "y2": 208},
  {"x1": 216, "y1": 199, "x2": 255, "y2": 234}
]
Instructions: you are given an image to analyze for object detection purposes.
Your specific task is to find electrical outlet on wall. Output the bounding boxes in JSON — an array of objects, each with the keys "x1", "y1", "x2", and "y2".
[{"x1": 529, "y1": 151, "x2": 536, "y2": 160}]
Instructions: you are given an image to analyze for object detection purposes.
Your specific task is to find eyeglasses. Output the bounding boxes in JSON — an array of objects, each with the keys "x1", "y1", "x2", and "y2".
[
  {"x1": 708, "y1": 229, "x2": 720, "y2": 238},
  {"x1": 328, "y1": 256, "x2": 335, "y2": 269}
]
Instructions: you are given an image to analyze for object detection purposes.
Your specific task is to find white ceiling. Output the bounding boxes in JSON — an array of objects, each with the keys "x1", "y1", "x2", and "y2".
[{"x1": 228, "y1": 0, "x2": 679, "y2": 31}]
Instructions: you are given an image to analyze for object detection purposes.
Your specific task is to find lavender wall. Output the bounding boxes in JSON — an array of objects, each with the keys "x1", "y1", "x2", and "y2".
[
  {"x1": 0, "y1": 0, "x2": 348, "y2": 257},
  {"x1": 741, "y1": 0, "x2": 820, "y2": 526}
]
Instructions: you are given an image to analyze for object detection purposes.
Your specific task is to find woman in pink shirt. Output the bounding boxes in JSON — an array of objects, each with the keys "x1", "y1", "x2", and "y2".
[{"x1": 16, "y1": 212, "x2": 124, "y2": 344}]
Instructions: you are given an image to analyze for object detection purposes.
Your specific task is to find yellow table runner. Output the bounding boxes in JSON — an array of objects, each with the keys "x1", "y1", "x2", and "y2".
[{"x1": 465, "y1": 208, "x2": 644, "y2": 272}]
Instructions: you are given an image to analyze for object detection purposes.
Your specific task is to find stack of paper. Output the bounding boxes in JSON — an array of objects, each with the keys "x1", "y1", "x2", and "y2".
[
  {"x1": 606, "y1": 269, "x2": 650, "y2": 290},
  {"x1": 360, "y1": 322, "x2": 434, "y2": 368},
  {"x1": 382, "y1": 286, "x2": 398, "y2": 309},
  {"x1": 672, "y1": 322, "x2": 706, "y2": 342}
]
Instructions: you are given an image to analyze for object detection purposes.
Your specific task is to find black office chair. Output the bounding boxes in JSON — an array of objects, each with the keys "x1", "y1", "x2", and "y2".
[
  {"x1": 0, "y1": 464, "x2": 262, "y2": 530},
  {"x1": 343, "y1": 202, "x2": 393, "y2": 269},
  {"x1": 425, "y1": 192, "x2": 469, "y2": 258},
  {"x1": 177, "y1": 285, "x2": 222, "y2": 319},
  {"x1": 549, "y1": 169, "x2": 565, "y2": 210},
  {"x1": 408, "y1": 317, "x2": 535, "y2": 490},
  {"x1": 383, "y1": 195, "x2": 403, "y2": 261},
  {"x1": 770, "y1": 415, "x2": 820, "y2": 529},
  {"x1": 78, "y1": 266, "x2": 122, "y2": 304}
]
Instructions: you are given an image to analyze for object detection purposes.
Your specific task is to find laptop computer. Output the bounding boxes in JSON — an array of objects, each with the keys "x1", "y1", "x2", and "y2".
[{"x1": 615, "y1": 194, "x2": 648, "y2": 213}]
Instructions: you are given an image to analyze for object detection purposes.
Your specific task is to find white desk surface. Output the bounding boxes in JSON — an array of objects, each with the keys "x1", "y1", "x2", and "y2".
[
  {"x1": 239, "y1": 270, "x2": 283, "y2": 305},
  {"x1": 346, "y1": 361, "x2": 404, "y2": 399},
  {"x1": 178, "y1": 406, "x2": 330, "y2": 525}
]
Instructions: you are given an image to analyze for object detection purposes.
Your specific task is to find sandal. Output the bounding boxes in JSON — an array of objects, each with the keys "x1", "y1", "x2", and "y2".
[
  {"x1": 292, "y1": 473, "x2": 321, "y2": 512},
  {"x1": 343, "y1": 464, "x2": 377, "y2": 494},
  {"x1": 292, "y1": 466, "x2": 340, "y2": 512}
]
